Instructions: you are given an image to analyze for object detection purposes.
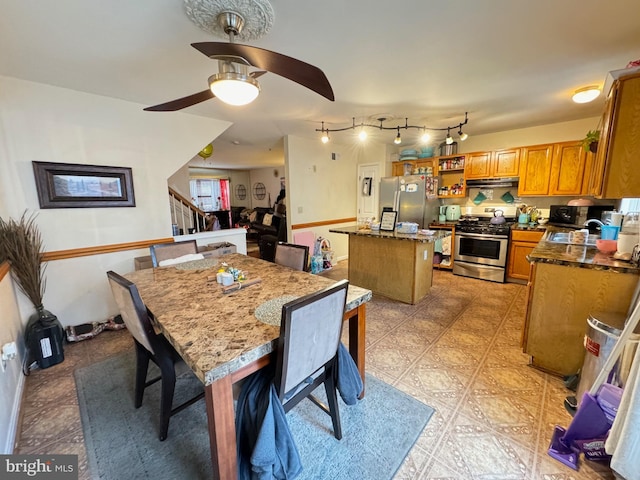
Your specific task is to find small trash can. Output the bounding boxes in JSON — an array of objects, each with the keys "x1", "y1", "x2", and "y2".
[{"x1": 575, "y1": 311, "x2": 640, "y2": 406}]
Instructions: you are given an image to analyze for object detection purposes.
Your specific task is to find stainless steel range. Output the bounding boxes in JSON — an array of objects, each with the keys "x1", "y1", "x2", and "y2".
[{"x1": 453, "y1": 206, "x2": 517, "y2": 283}]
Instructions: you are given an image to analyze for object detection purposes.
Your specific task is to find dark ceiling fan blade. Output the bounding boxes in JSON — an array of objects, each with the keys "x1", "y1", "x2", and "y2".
[
  {"x1": 192, "y1": 42, "x2": 334, "y2": 101},
  {"x1": 144, "y1": 89, "x2": 214, "y2": 112},
  {"x1": 250, "y1": 70, "x2": 267, "y2": 79}
]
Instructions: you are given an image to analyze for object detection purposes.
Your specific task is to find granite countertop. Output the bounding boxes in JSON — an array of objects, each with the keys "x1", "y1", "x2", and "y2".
[
  {"x1": 428, "y1": 221, "x2": 458, "y2": 228},
  {"x1": 528, "y1": 226, "x2": 640, "y2": 273},
  {"x1": 512, "y1": 223, "x2": 548, "y2": 232},
  {"x1": 125, "y1": 253, "x2": 372, "y2": 385},
  {"x1": 330, "y1": 226, "x2": 451, "y2": 242}
]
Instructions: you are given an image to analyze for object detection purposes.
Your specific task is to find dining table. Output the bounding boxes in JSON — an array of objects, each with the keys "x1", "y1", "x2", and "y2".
[{"x1": 124, "y1": 253, "x2": 372, "y2": 480}]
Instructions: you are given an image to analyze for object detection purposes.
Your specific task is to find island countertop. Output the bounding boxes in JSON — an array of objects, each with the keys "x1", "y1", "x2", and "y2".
[
  {"x1": 329, "y1": 226, "x2": 451, "y2": 242},
  {"x1": 528, "y1": 226, "x2": 640, "y2": 274}
]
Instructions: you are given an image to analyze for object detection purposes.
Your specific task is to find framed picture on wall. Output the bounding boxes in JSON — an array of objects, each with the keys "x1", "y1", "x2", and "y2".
[
  {"x1": 32, "y1": 161, "x2": 136, "y2": 208},
  {"x1": 380, "y1": 211, "x2": 397, "y2": 231}
]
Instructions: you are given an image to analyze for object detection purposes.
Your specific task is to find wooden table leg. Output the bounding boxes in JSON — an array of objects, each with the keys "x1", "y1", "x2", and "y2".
[
  {"x1": 347, "y1": 303, "x2": 366, "y2": 396},
  {"x1": 205, "y1": 377, "x2": 237, "y2": 480}
]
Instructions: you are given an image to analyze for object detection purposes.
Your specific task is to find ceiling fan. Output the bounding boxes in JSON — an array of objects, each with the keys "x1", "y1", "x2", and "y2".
[{"x1": 144, "y1": 10, "x2": 334, "y2": 111}]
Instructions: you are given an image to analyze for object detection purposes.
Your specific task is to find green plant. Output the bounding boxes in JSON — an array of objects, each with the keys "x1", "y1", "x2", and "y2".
[
  {"x1": 0, "y1": 212, "x2": 47, "y2": 308},
  {"x1": 582, "y1": 130, "x2": 600, "y2": 152}
]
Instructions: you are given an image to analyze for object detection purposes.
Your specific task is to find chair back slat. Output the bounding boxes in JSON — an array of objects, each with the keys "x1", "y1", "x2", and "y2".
[
  {"x1": 276, "y1": 280, "x2": 348, "y2": 396},
  {"x1": 150, "y1": 240, "x2": 198, "y2": 267},
  {"x1": 274, "y1": 242, "x2": 309, "y2": 271},
  {"x1": 107, "y1": 271, "x2": 156, "y2": 353}
]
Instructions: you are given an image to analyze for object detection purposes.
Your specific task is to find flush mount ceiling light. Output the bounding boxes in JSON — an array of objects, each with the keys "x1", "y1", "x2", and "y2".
[
  {"x1": 316, "y1": 113, "x2": 469, "y2": 145},
  {"x1": 572, "y1": 86, "x2": 601, "y2": 104}
]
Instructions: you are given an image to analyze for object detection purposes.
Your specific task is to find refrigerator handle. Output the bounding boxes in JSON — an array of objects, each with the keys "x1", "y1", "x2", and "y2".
[{"x1": 393, "y1": 191, "x2": 400, "y2": 213}]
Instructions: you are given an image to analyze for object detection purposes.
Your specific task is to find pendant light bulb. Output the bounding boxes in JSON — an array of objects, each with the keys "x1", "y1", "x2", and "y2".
[
  {"x1": 358, "y1": 128, "x2": 367, "y2": 141},
  {"x1": 445, "y1": 128, "x2": 453, "y2": 145},
  {"x1": 321, "y1": 131, "x2": 329, "y2": 144},
  {"x1": 458, "y1": 129, "x2": 468, "y2": 142},
  {"x1": 394, "y1": 128, "x2": 402, "y2": 145},
  {"x1": 421, "y1": 131, "x2": 431, "y2": 143}
]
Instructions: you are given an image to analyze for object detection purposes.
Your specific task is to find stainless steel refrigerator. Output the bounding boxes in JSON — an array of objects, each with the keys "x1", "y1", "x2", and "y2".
[{"x1": 379, "y1": 175, "x2": 440, "y2": 228}]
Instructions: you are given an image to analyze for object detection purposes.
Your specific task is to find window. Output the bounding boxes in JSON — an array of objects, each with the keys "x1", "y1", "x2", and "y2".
[
  {"x1": 620, "y1": 198, "x2": 640, "y2": 213},
  {"x1": 189, "y1": 179, "x2": 230, "y2": 211}
]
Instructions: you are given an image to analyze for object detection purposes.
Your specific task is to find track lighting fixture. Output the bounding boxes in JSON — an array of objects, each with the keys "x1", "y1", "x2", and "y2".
[
  {"x1": 445, "y1": 128, "x2": 454, "y2": 145},
  {"x1": 394, "y1": 127, "x2": 402, "y2": 145},
  {"x1": 316, "y1": 113, "x2": 469, "y2": 145}
]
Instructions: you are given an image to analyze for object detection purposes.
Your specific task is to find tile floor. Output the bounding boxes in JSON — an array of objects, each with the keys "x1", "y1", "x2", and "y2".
[{"x1": 15, "y1": 261, "x2": 614, "y2": 479}]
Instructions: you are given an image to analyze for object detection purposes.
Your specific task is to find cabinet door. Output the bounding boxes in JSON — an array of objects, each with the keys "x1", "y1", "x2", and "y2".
[
  {"x1": 593, "y1": 73, "x2": 640, "y2": 198},
  {"x1": 549, "y1": 141, "x2": 587, "y2": 196},
  {"x1": 507, "y1": 241, "x2": 536, "y2": 281},
  {"x1": 588, "y1": 86, "x2": 616, "y2": 196},
  {"x1": 464, "y1": 152, "x2": 492, "y2": 179},
  {"x1": 492, "y1": 149, "x2": 520, "y2": 177},
  {"x1": 518, "y1": 144, "x2": 554, "y2": 196}
]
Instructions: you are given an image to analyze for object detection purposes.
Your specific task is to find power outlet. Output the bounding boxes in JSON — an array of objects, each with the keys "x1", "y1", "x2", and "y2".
[
  {"x1": 1, "y1": 341, "x2": 17, "y2": 372},
  {"x1": 423, "y1": 250, "x2": 428, "y2": 261}
]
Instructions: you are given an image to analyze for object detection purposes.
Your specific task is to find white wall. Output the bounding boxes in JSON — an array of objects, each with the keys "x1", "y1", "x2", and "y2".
[
  {"x1": 285, "y1": 135, "x2": 387, "y2": 261},
  {"x1": 249, "y1": 167, "x2": 285, "y2": 209},
  {"x1": 458, "y1": 117, "x2": 599, "y2": 153},
  {"x1": 0, "y1": 75, "x2": 231, "y2": 327}
]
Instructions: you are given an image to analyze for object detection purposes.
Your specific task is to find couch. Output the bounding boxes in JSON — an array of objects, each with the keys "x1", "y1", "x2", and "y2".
[{"x1": 242, "y1": 207, "x2": 287, "y2": 242}]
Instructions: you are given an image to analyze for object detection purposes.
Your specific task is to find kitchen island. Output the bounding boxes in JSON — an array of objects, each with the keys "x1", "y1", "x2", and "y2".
[
  {"x1": 523, "y1": 228, "x2": 640, "y2": 376},
  {"x1": 330, "y1": 226, "x2": 451, "y2": 304}
]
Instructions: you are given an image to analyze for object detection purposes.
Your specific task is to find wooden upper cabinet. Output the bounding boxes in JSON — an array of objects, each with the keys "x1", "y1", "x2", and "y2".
[
  {"x1": 493, "y1": 149, "x2": 520, "y2": 177},
  {"x1": 548, "y1": 141, "x2": 588, "y2": 196},
  {"x1": 464, "y1": 152, "x2": 492, "y2": 178},
  {"x1": 518, "y1": 144, "x2": 554, "y2": 196},
  {"x1": 465, "y1": 149, "x2": 519, "y2": 179},
  {"x1": 589, "y1": 71, "x2": 640, "y2": 198}
]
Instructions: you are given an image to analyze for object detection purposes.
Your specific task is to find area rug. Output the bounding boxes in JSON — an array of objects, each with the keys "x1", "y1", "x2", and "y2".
[{"x1": 75, "y1": 350, "x2": 434, "y2": 480}]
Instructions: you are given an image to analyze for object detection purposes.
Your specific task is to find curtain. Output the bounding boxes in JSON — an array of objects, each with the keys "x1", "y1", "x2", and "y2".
[{"x1": 219, "y1": 179, "x2": 230, "y2": 210}]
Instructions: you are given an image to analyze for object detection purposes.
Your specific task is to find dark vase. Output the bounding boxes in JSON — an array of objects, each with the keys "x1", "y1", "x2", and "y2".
[
  {"x1": 25, "y1": 305, "x2": 65, "y2": 369},
  {"x1": 589, "y1": 141, "x2": 598, "y2": 153}
]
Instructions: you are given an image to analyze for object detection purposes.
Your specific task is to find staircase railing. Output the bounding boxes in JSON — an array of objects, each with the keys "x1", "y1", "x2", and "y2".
[{"x1": 168, "y1": 187, "x2": 207, "y2": 234}]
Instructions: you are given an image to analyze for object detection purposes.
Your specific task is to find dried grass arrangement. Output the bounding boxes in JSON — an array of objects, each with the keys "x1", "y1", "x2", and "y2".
[{"x1": 0, "y1": 212, "x2": 47, "y2": 309}]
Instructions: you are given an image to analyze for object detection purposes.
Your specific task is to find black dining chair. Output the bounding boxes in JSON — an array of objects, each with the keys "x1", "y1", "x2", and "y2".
[
  {"x1": 274, "y1": 242, "x2": 309, "y2": 271},
  {"x1": 149, "y1": 240, "x2": 198, "y2": 267},
  {"x1": 106, "y1": 270, "x2": 204, "y2": 441},
  {"x1": 274, "y1": 279, "x2": 349, "y2": 439}
]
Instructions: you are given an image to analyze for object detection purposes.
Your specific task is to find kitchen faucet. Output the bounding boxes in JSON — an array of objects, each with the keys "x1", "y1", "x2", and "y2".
[{"x1": 584, "y1": 219, "x2": 604, "y2": 228}]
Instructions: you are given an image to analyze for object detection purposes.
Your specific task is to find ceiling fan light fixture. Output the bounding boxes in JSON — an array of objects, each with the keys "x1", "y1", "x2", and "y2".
[
  {"x1": 572, "y1": 86, "x2": 600, "y2": 104},
  {"x1": 209, "y1": 72, "x2": 260, "y2": 106}
]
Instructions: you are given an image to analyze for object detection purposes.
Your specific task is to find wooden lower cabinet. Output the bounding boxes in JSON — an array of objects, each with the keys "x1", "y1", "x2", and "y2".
[
  {"x1": 507, "y1": 229, "x2": 544, "y2": 282},
  {"x1": 522, "y1": 262, "x2": 639, "y2": 376},
  {"x1": 348, "y1": 234, "x2": 434, "y2": 304}
]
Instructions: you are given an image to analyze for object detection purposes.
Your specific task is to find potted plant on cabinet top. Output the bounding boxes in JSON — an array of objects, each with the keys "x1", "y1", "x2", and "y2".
[
  {"x1": 582, "y1": 130, "x2": 600, "y2": 153},
  {"x1": 0, "y1": 212, "x2": 64, "y2": 370}
]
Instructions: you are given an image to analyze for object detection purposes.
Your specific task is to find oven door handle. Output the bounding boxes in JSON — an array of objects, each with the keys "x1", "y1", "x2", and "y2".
[{"x1": 456, "y1": 232, "x2": 509, "y2": 241}]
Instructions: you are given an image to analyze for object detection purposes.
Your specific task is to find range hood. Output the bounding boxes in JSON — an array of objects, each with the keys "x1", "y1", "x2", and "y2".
[{"x1": 465, "y1": 177, "x2": 519, "y2": 188}]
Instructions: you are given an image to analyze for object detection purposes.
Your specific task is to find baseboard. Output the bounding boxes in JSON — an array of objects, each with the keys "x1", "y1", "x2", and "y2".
[{"x1": 2, "y1": 372, "x2": 25, "y2": 454}]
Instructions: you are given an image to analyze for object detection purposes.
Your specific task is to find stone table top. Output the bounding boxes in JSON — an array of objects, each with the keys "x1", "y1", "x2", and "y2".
[
  {"x1": 125, "y1": 253, "x2": 372, "y2": 385},
  {"x1": 330, "y1": 226, "x2": 451, "y2": 242}
]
